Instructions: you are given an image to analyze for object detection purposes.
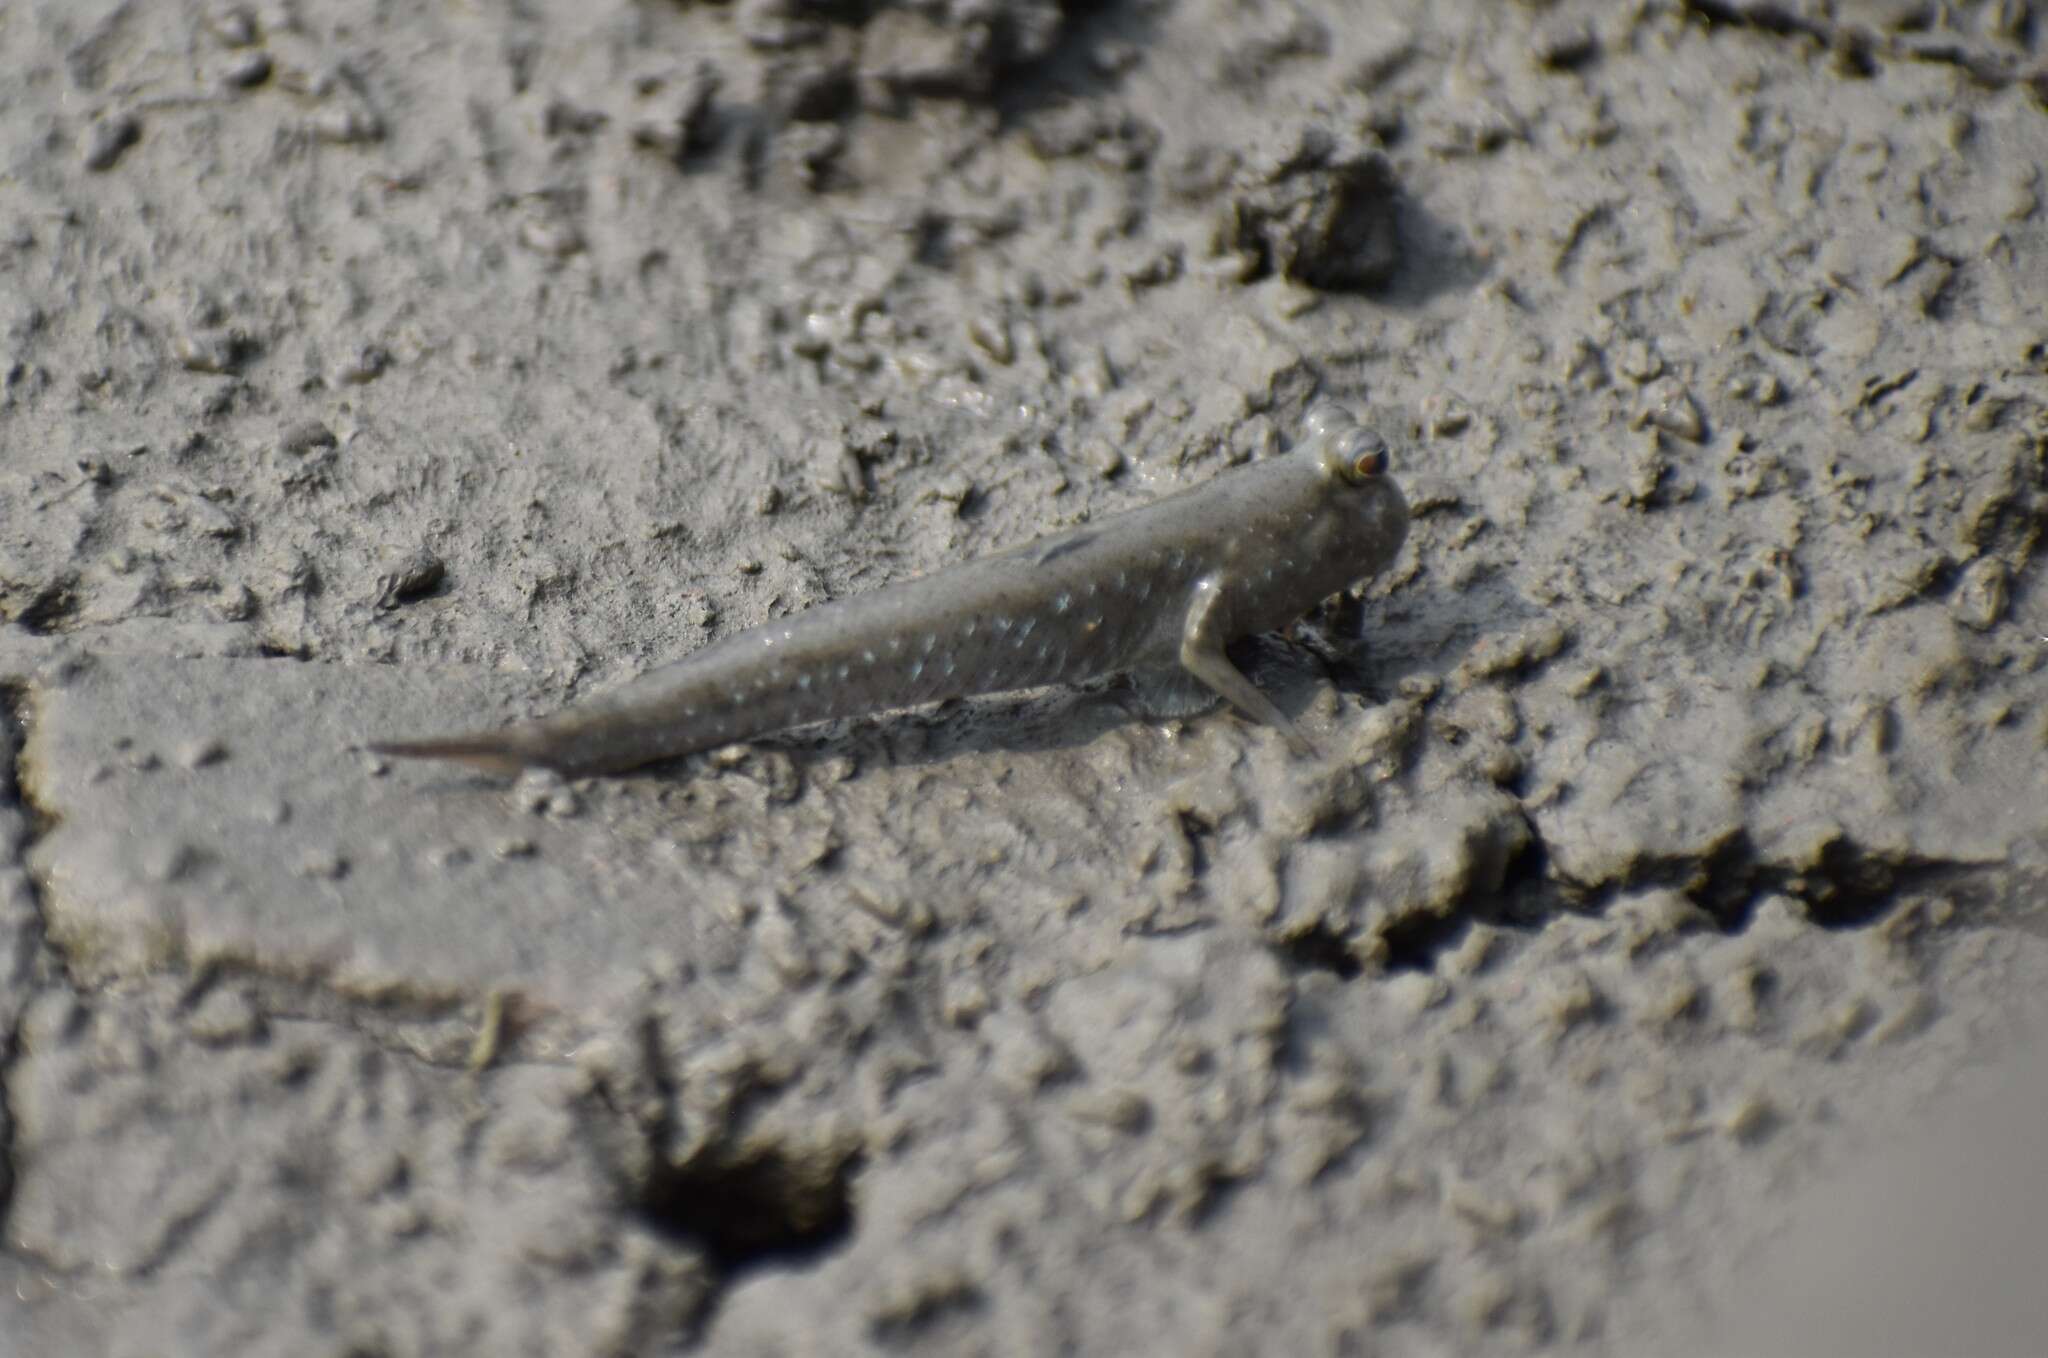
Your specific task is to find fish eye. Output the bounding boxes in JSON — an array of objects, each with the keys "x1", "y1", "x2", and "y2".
[{"x1": 1335, "y1": 429, "x2": 1390, "y2": 483}]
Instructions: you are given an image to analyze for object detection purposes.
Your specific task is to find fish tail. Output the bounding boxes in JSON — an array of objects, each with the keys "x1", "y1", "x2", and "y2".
[{"x1": 365, "y1": 732, "x2": 538, "y2": 776}]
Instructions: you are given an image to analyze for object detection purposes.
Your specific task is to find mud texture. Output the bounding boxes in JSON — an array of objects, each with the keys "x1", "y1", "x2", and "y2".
[{"x1": 2, "y1": 0, "x2": 2046, "y2": 1354}]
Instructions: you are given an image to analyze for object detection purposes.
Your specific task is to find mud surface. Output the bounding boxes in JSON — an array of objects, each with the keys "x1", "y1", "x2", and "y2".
[{"x1": 2, "y1": 1, "x2": 2045, "y2": 1353}]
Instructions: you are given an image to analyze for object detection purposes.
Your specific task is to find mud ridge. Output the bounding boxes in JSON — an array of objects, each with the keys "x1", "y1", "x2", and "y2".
[
  {"x1": 1679, "y1": 0, "x2": 2048, "y2": 95},
  {"x1": 0, "y1": 681, "x2": 53, "y2": 1240}
]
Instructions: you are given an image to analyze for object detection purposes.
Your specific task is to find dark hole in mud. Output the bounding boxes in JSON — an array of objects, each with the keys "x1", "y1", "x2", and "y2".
[
  {"x1": 1833, "y1": 37, "x2": 1878, "y2": 79},
  {"x1": 1378, "y1": 910, "x2": 1471, "y2": 973},
  {"x1": 635, "y1": 1142, "x2": 861, "y2": 1276},
  {"x1": 1688, "y1": 834, "x2": 1764, "y2": 927},
  {"x1": 1273, "y1": 920, "x2": 1364, "y2": 980},
  {"x1": 1644, "y1": 832, "x2": 1958, "y2": 936},
  {"x1": 1796, "y1": 842, "x2": 1913, "y2": 930},
  {"x1": 1684, "y1": 0, "x2": 1819, "y2": 39},
  {"x1": 1496, "y1": 820, "x2": 1552, "y2": 919},
  {"x1": 11, "y1": 577, "x2": 79, "y2": 634}
]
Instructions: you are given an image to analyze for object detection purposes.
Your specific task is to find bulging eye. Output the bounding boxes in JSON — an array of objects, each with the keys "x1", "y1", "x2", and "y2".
[{"x1": 1337, "y1": 429, "x2": 1390, "y2": 482}]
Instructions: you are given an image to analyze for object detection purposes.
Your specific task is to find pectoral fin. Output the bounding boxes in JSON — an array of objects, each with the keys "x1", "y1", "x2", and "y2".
[{"x1": 1178, "y1": 577, "x2": 1317, "y2": 758}]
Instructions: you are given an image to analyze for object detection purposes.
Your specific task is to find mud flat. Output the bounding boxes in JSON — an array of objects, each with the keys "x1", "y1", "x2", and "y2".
[{"x1": 2, "y1": 1, "x2": 2044, "y2": 1353}]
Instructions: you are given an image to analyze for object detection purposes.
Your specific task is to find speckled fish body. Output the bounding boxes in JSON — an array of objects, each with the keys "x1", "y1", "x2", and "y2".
[{"x1": 372, "y1": 405, "x2": 1408, "y2": 776}]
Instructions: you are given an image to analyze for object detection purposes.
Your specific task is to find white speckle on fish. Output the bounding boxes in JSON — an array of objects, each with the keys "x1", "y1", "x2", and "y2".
[{"x1": 369, "y1": 405, "x2": 1409, "y2": 777}]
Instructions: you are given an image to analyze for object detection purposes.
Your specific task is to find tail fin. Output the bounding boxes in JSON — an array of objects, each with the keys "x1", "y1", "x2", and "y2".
[{"x1": 366, "y1": 733, "x2": 536, "y2": 777}]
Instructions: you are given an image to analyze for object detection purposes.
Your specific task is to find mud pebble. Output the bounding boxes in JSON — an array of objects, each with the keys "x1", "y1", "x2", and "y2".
[
  {"x1": 82, "y1": 114, "x2": 141, "y2": 171},
  {"x1": 279, "y1": 420, "x2": 338, "y2": 456},
  {"x1": 1611, "y1": 889, "x2": 1713, "y2": 955},
  {"x1": 1634, "y1": 377, "x2": 1706, "y2": 443},
  {"x1": 139, "y1": 838, "x2": 201, "y2": 883},
  {"x1": 1721, "y1": 1092, "x2": 1779, "y2": 1143},
  {"x1": 336, "y1": 344, "x2": 390, "y2": 384},
  {"x1": 519, "y1": 214, "x2": 585, "y2": 259},
  {"x1": 221, "y1": 50, "x2": 272, "y2": 89},
  {"x1": 174, "y1": 330, "x2": 244, "y2": 374},
  {"x1": 1452, "y1": 620, "x2": 1568, "y2": 687},
  {"x1": 966, "y1": 314, "x2": 1013, "y2": 364},
  {"x1": 516, "y1": 770, "x2": 570, "y2": 816},
  {"x1": 175, "y1": 738, "x2": 228, "y2": 769},
  {"x1": 630, "y1": 62, "x2": 722, "y2": 163},
  {"x1": 1951, "y1": 557, "x2": 2009, "y2": 630},
  {"x1": 312, "y1": 104, "x2": 384, "y2": 145},
  {"x1": 205, "y1": 4, "x2": 259, "y2": 46},
  {"x1": 1616, "y1": 337, "x2": 1663, "y2": 383},
  {"x1": 298, "y1": 850, "x2": 349, "y2": 880},
  {"x1": 757, "y1": 907, "x2": 816, "y2": 985},
  {"x1": 185, "y1": 988, "x2": 263, "y2": 1044},
  {"x1": 987, "y1": 1012, "x2": 1075, "y2": 1092},
  {"x1": 1534, "y1": 19, "x2": 1599, "y2": 70},
  {"x1": 941, "y1": 977, "x2": 991, "y2": 1027},
  {"x1": 1423, "y1": 391, "x2": 1474, "y2": 436},
  {"x1": 1067, "y1": 1087, "x2": 1151, "y2": 1133},
  {"x1": 1081, "y1": 437, "x2": 1124, "y2": 478},
  {"x1": 1725, "y1": 366, "x2": 1783, "y2": 405},
  {"x1": 1538, "y1": 969, "x2": 1603, "y2": 1034},
  {"x1": 372, "y1": 549, "x2": 446, "y2": 610}
]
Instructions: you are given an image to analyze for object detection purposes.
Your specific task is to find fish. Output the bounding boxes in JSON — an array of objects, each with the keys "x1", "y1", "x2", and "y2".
[{"x1": 369, "y1": 403, "x2": 1409, "y2": 777}]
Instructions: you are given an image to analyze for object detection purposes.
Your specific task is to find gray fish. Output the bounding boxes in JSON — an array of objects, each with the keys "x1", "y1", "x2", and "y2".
[{"x1": 371, "y1": 404, "x2": 1409, "y2": 776}]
